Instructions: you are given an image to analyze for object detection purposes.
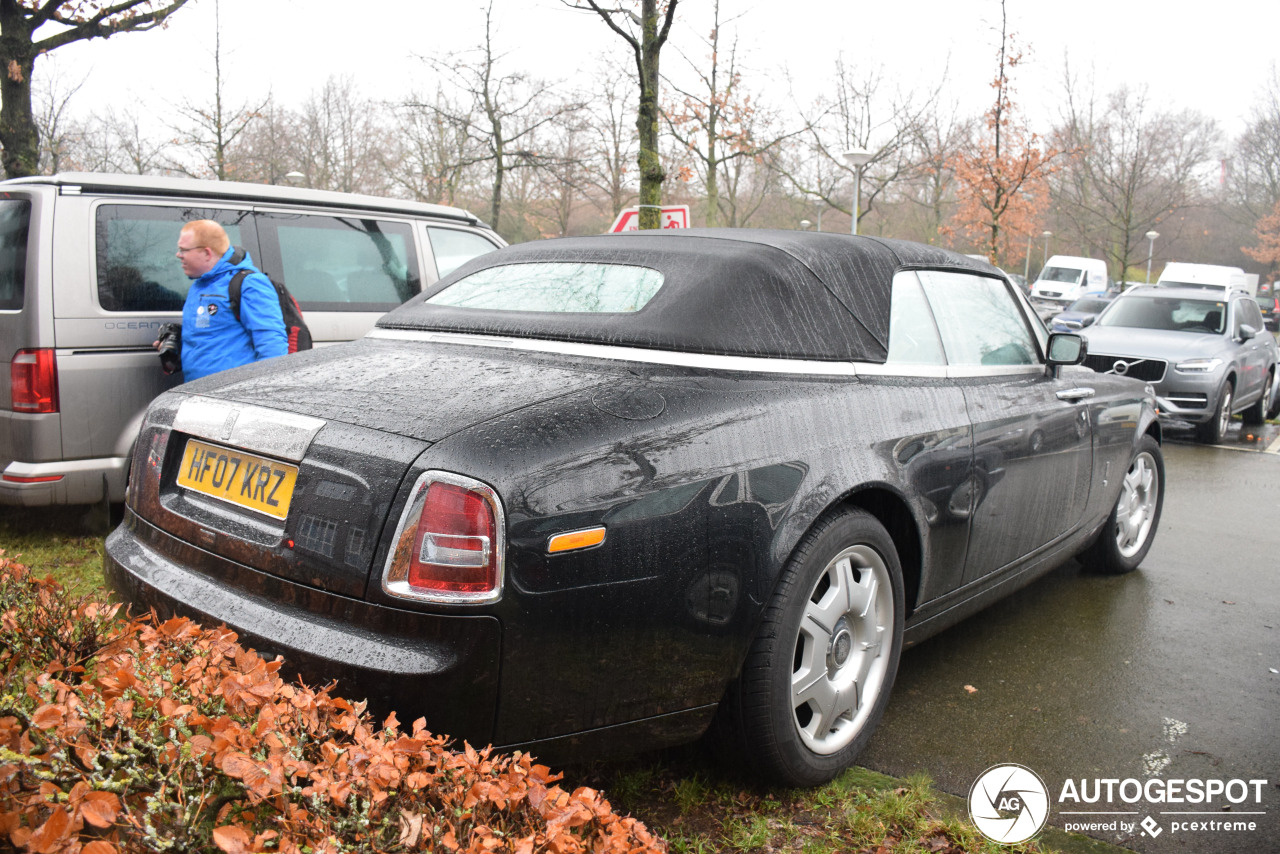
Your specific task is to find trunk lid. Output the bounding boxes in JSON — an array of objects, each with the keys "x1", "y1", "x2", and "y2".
[{"x1": 130, "y1": 336, "x2": 621, "y2": 598}]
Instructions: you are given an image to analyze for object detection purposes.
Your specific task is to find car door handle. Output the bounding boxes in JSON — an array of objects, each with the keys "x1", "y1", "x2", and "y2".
[{"x1": 1056, "y1": 387, "x2": 1095, "y2": 402}]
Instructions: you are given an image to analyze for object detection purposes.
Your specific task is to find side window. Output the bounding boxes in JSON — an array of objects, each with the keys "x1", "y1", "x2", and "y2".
[
  {"x1": 886, "y1": 271, "x2": 946, "y2": 365},
  {"x1": 96, "y1": 205, "x2": 252, "y2": 312},
  {"x1": 1240, "y1": 298, "x2": 1265, "y2": 332},
  {"x1": 257, "y1": 214, "x2": 420, "y2": 310},
  {"x1": 0, "y1": 199, "x2": 31, "y2": 311},
  {"x1": 427, "y1": 227, "x2": 500, "y2": 278},
  {"x1": 917, "y1": 270, "x2": 1039, "y2": 367}
]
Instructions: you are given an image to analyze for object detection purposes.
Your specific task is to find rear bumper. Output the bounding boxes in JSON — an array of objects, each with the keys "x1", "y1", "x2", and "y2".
[
  {"x1": 0, "y1": 457, "x2": 128, "y2": 506},
  {"x1": 103, "y1": 510, "x2": 502, "y2": 746}
]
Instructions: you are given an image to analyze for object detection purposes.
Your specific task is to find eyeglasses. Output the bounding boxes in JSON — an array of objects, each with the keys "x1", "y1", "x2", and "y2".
[{"x1": 176, "y1": 246, "x2": 207, "y2": 256}]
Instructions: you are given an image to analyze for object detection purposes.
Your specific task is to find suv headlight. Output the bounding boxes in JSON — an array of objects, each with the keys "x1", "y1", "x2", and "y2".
[{"x1": 1174, "y1": 358, "x2": 1223, "y2": 373}]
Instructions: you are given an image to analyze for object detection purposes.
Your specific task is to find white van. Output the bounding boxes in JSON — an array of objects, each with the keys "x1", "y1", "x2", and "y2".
[
  {"x1": 0, "y1": 173, "x2": 504, "y2": 508},
  {"x1": 1029, "y1": 255, "x2": 1109, "y2": 308},
  {"x1": 1156, "y1": 262, "x2": 1253, "y2": 295}
]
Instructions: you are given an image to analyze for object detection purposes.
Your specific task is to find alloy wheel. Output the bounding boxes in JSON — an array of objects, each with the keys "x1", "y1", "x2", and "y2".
[
  {"x1": 791, "y1": 545, "x2": 895, "y2": 755},
  {"x1": 1115, "y1": 450, "x2": 1160, "y2": 558}
]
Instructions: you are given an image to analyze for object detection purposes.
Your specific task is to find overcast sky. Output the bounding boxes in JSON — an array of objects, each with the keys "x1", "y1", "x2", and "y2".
[{"x1": 41, "y1": 0, "x2": 1278, "y2": 145}]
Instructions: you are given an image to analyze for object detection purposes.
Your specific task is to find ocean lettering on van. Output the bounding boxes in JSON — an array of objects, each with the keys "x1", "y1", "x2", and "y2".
[{"x1": 105, "y1": 320, "x2": 166, "y2": 330}]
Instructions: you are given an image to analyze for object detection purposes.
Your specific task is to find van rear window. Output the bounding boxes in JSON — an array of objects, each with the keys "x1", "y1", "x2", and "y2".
[{"x1": 0, "y1": 199, "x2": 31, "y2": 311}]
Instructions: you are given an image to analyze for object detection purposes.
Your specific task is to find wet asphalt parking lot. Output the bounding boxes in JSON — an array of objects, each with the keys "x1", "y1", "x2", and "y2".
[{"x1": 858, "y1": 420, "x2": 1280, "y2": 853}]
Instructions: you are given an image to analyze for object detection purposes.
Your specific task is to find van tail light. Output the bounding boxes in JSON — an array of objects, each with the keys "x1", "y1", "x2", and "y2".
[
  {"x1": 383, "y1": 472, "x2": 504, "y2": 604},
  {"x1": 10, "y1": 349, "x2": 59, "y2": 413}
]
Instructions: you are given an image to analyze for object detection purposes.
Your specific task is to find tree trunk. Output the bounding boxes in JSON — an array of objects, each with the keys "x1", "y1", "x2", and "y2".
[
  {"x1": 636, "y1": 0, "x2": 667, "y2": 230},
  {"x1": 0, "y1": 9, "x2": 39, "y2": 178}
]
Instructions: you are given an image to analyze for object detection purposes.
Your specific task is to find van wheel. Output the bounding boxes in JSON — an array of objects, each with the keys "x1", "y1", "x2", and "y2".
[{"x1": 716, "y1": 509, "x2": 904, "y2": 787}]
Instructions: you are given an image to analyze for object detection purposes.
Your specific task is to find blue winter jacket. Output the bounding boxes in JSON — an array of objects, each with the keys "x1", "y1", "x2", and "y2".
[{"x1": 180, "y1": 248, "x2": 288, "y2": 382}]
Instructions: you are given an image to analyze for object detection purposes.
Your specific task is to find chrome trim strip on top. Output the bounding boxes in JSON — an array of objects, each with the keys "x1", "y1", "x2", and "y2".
[
  {"x1": 369, "y1": 329, "x2": 1053, "y2": 379},
  {"x1": 369, "y1": 328, "x2": 863, "y2": 375},
  {"x1": 173, "y1": 396, "x2": 325, "y2": 462}
]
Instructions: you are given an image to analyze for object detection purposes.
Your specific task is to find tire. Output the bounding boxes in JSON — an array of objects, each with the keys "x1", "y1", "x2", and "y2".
[
  {"x1": 716, "y1": 509, "x2": 905, "y2": 787},
  {"x1": 1195, "y1": 381, "x2": 1233, "y2": 443},
  {"x1": 1241, "y1": 370, "x2": 1274, "y2": 425},
  {"x1": 1084, "y1": 435, "x2": 1164, "y2": 574}
]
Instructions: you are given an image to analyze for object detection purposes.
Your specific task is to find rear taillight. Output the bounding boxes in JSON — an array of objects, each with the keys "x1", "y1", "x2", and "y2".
[
  {"x1": 383, "y1": 471, "x2": 504, "y2": 604},
  {"x1": 10, "y1": 349, "x2": 59, "y2": 413}
]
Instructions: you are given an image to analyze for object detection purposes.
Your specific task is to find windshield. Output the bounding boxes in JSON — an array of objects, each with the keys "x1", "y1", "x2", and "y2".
[
  {"x1": 426, "y1": 262, "x2": 664, "y2": 313},
  {"x1": 1068, "y1": 298, "x2": 1110, "y2": 313},
  {"x1": 1097, "y1": 295, "x2": 1226, "y2": 334},
  {"x1": 1037, "y1": 266, "x2": 1082, "y2": 285}
]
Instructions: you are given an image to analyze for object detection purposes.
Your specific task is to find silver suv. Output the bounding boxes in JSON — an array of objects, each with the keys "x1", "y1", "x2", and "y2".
[
  {"x1": 1, "y1": 173, "x2": 502, "y2": 508},
  {"x1": 1081, "y1": 285, "x2": 1279, "y2": 443}
]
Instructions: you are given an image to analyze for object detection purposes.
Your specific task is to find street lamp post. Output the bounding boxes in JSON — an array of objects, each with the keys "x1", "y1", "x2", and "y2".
[
  {"x1": 1145, "y1": 230, "x2": 1160, "y2": 284},
  {"x1": 842, "y1": 148, "x2": 873, "y2": 235},
  {"x1": 1023, "y1": 233, "x2": 1032, "y2": 284},
  {"x1": 1041, "y1": 230, "x2": 1052, "y2": 275},
  {"x1": 800, "y1": 219, "x2": 812, "y2": 231}
]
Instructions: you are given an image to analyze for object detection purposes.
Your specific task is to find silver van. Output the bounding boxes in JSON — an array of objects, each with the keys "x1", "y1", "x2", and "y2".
[{"x1": 0, "y1": 173, "x2": 503, "y2": 508}]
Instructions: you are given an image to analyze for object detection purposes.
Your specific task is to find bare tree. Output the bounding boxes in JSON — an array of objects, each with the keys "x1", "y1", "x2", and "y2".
[
  {"x1": 232, "y1": 94, "x2": 302, "y2": 185},
  {"x1": 82, "y1": 108, "x2": 172, "y2": 174},
  {"x1": 291, "y1": 76, "x2": 387, "y2": 194},
  {"x1": 779, "y1": 58, "x2": 938, "y2": 231},
  {"x1": 169, "y1": 0, "x2": 262, "y2": 180},
  {"x1": 1228, "y1": 66, "x2": 1280, "y2": 225},
  {"x1": 419, "y1": 1, "x2": 582, "y2": 237},
  {"x1": 385, "y1": 84, "x2": 481, "y2": 206},
  {"x1": 568, "y1": 0, "x2": 678, "y2": 229},
  {"x1": 0, "y1": 0, "x2": 192, "y2": 177},
  {"x1": 580, "y1": 56, "x2": 639, "y2": 223},
  {"x1": 663, "y1": 0, "x2": 788, "y2": 227},
  {"x1": 1052, "y1": 73, "x2": 1219, "y2": 277},
  {"x1": 32, "y1": 60, "x2": 86, "y2": 173},
  {"x1": 895, "y1": 101, "x2": 973, "y2": 243}
]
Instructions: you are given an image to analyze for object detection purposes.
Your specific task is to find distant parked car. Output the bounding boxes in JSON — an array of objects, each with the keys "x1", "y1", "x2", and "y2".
[
  {"x1": 1083, "y1": 285, "x2": 1279, "y2": 443},
  {"x1": 1255, "y1": 292, "x2": 1279, "y2": 331},
  {"x1": 1049, "y1": 295, "x2": 1115, "y2": 332}
]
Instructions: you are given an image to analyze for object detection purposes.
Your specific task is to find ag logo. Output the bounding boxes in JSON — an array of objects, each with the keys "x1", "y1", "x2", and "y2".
[{"x1": 968, "y1": 764, "x2": 1050, "y2": 844}]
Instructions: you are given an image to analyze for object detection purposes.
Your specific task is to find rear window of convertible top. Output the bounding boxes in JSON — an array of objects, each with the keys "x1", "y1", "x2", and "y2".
[{"x1": 426, "y1": 262, "x2": 663, "y2": 313}]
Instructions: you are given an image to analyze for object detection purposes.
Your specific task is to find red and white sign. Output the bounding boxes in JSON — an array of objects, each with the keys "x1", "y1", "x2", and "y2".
[{"x1": 608, "y1": 205, "x2": 690, "y2": 233}]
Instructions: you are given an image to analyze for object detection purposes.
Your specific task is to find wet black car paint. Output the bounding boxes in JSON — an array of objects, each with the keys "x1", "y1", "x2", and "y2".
[{"x1": 106, "y1": 231, "x2": 1160, "y2": 760}]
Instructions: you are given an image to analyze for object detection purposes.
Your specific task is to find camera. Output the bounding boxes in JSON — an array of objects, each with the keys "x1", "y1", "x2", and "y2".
[{"x1": 156, "y1": 322, "x2": 183, "y2": 375}]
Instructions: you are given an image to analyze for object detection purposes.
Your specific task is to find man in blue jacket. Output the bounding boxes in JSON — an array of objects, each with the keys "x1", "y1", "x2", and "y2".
[{"x1": 169, "y1": 220, "x2": 288, "y2": 381}]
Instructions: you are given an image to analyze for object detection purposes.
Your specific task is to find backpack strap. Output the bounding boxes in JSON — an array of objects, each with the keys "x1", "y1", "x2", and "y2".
[
  {"x1": 226, "y1": 245, "x2": 250, "y2": 322},
  {"x1": 228, "y1": 269, "x2": 251, "y2": 323}
]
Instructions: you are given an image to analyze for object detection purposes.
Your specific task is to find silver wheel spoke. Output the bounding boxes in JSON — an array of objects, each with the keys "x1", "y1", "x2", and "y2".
[{"x1": 806, "y1": 557, "x2": 856, "y2": 631}]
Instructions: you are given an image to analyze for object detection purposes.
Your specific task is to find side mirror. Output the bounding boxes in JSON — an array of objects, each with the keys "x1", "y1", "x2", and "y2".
[
  {"x1": 1239, "y1": 324, "x2": 1257, "y2": 341},
  {"x1": 1046, "y1": 332, "x2": 1087, "y2": 378},
  {"x1": 1081, "y1": 316, "x2": 1096, "y2": 327}
]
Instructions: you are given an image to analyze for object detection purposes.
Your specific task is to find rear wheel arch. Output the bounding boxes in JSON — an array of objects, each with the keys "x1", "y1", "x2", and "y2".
[{"x1": 842, "y1": 487, "x2": 922, "y2": 615}]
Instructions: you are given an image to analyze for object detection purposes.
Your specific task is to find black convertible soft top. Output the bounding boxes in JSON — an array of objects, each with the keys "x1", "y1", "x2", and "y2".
[{"x1": 381, "y1": 229, "x2": 998, "y2": 363}]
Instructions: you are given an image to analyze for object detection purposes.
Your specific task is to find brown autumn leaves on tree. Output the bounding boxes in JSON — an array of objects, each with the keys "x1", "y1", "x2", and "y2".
[
  {"x1": 945, "y1": 4, "x2": 1055, "y2": 269},
  {"x1": 0, "y1": 0, "x2": 192, "y2": 179},
  {"x1": 1243, "y1": 201, "x2": 1280, "y2": 272}
]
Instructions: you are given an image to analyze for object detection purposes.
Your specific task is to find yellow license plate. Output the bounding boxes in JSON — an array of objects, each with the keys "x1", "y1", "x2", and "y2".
[{"x1": 177, "y1": 439, "x2": 299, "y2": 520}]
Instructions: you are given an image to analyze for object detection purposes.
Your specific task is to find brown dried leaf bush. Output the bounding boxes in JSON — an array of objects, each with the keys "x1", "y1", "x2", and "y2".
[{"x1": 0, "y1": 557, "x2": 666, "y2": 854}]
